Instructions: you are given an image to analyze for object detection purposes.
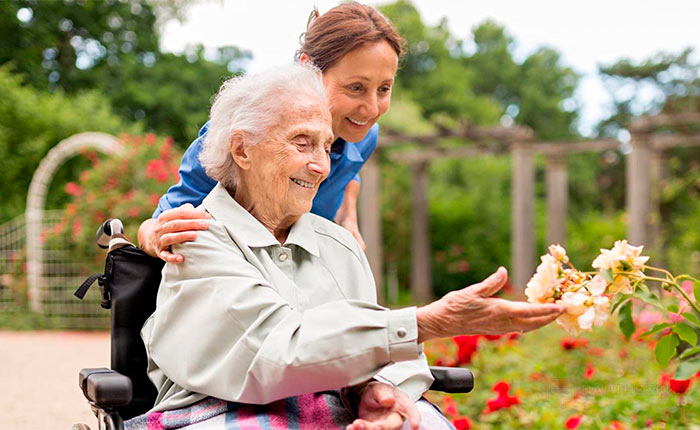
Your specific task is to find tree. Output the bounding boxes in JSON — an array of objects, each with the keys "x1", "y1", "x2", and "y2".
[
  {"x1": 0, "y1": 0, "x2": 251, "y2": 143},
  {"x1": 0, "y1": 65, "x2": 134, "y2": 223}
]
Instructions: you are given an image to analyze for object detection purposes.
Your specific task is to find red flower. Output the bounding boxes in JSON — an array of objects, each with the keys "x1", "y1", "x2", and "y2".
[
  {"x1": 604, "y1": 421, "x2": 626, "y2": 430},
  {"x1": 65, "y1": 182, "x2": 83, "y2": 197},
  {"x1": 453, "y1": 335, "x2": 480, "y2": 365},
  {"x1": 482, "y1": 334, "x2": 503, "y2": 341},
  {"x1": 483, "y1": 381, "x2": 520, "y2": 414},
  {"x1": 659, "y1": 372, "x2": 672, "y2": 387},
  {"x1": 442, "y1": 395, "x2": 458, "y2": 417},
  {"x1": 584, "y1": 363, "x2": 595, "y2": 380},
  {"x1": 453, "y1": 417, "x2": 472, "y2": 430},
  {"x1": 565, "y1": 415, "x2": 582, "y2": 429},
  {"x1": 588, "y1": 347, "x2": 604, "y2": 356},
  {"x1": 561, "y1": 338, "x2": 588, "y2": 350},
  {"x1": 669, "y1": 378, "x2": 691, "y2": 395}
]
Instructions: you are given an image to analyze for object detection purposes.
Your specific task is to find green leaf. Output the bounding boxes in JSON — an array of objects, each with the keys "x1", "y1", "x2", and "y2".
[
  {"x1": 672, "y1": 323, "x2": 698, "y2": 346},
  {"x1": 611, "y1": 295, "x2": 631, "y2": 314},
  {"x1": 655, "y1": 334, "x2": 679, "y2": 367},
  {"x1": 637, "y1": 283, "x2": 651, "y2": 294},
  {"x1": 667, "y1": 304, "x2": 679, "y2": 314},
  {"x1": 679, "y1": 346, "x2": 700, "y2": 359},
  {"x1": 618, "y1": 301, "x2": 636, "y2": 341},
  {"x1": 601, "y1": 268, "x2": 614, "y2": 283},
  {"x1": 674, "y1": 357, "x2": 700, "y2": 380},
  {"x1": 682, "y1": 312, "x2": 700, "y2": 328},
  {"x1": 640, "y1": 323, "x2": 672, "y2": 338},
  {"x1": 635, "y1": 289, "x2": 663, "y2": 309},
  {"x1": 694, "y1": 282, "x2": 700, "y2": 306}
]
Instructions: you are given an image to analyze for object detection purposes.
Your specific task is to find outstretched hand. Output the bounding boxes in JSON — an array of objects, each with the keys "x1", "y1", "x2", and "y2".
[
  {"x1": 417, "y1": 267, "x2": 566, "y2": 343},
  {"x1": 346, "y1": 382, "x2": 420, "y2": 430}
]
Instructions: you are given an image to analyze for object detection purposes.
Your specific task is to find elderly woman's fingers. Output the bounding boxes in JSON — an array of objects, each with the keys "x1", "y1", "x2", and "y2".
[{"x1": 466, "y1": 267, "x2": 508, "y2": 298}]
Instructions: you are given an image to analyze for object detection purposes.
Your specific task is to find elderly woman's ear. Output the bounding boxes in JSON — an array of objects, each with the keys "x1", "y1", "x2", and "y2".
[{"x1": 229, "y1": 131, "x2": 252, "y2": 170}]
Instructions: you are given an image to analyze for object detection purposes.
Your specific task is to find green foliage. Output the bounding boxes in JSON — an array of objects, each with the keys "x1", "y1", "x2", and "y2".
[
  {"x1": 47, "y1": 133, "x2": 182, "y2": 274},
  {"x1": 429, "y1": 156, "x2": 512, "y2": 296},
  {"x1": 380, "y1": 0, "x2": 580, "y2": 137},
  {"x1": 0, "y1": 64, "x2": 134, "y2": 223},
  {"x1": 0, "y1": 0, "x2": 250, "y2": 144}
]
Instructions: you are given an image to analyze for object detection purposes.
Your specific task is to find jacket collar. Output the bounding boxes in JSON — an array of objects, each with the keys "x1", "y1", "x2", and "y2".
[{"x1": 202, "y1": 183, "x2": 320, "y2": 257}]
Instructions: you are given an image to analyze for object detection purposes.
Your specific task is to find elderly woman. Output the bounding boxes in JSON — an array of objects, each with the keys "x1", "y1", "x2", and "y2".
[{"x1": 127, "y1": 64, "x2": 564, "y2": 430}]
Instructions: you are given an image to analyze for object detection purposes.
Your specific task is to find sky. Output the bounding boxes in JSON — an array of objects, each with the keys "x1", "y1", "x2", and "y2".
[{"x1": 160, "y1": 0, "x2": 700, "y2": 136}]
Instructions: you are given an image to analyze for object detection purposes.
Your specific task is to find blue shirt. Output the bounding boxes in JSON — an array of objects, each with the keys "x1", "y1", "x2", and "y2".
[{"x1": 153, "y1": 122, "x2": 378, "y2": 221}]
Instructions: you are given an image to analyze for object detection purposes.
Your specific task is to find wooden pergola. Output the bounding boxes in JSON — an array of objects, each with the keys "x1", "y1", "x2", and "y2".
[{"x1": 358, "y1": 112, "x2": 700, "y2": 303}]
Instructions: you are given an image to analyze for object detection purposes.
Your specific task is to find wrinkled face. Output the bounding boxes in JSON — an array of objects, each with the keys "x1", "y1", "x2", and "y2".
[
  {"x1": 241, "y1": 98, "x2": 334, "y2": 221},
  {"x1": 323, "y1": 40, "x2": 399, "y2": 142}
]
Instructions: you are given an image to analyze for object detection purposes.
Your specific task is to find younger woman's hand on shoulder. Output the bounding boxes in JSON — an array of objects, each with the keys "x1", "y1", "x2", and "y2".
[{"x1": 139, "y1": 203, "x2": 211, "y2": 263}]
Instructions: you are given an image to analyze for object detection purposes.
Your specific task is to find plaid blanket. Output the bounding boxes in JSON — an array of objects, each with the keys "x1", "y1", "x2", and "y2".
[{"x1": 124, "y1": 391, "x2": 455, "y2": 430}]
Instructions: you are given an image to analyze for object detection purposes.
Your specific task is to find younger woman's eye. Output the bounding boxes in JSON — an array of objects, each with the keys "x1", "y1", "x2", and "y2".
[{"x1": 348, "y1": 84, "x2": 363, "y2": 93}]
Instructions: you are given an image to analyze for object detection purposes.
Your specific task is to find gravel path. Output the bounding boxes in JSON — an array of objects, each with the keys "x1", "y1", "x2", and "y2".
[{"x1": 1, "y1": 330, "x2": 110, "y2": 429}]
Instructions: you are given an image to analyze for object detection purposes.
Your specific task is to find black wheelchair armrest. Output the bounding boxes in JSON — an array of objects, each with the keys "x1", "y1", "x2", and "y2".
[
  {"x1": 428, "y1": 366, "x2": 474, "y2": 393},
  {"x1": 79, "y1": 368, "x2": 133, "y2": 408}
]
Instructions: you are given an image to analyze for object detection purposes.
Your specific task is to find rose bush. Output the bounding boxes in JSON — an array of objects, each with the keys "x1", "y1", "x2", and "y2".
[
  {"x1": 47, "y1": 133, "x2": 182, "y2": 273},
  {"x1": 525, "y1": 241, "x2": 700, "y2": 380},
  {"x1": 424, "y1": 323, "x2": 700, "y2": 429}
]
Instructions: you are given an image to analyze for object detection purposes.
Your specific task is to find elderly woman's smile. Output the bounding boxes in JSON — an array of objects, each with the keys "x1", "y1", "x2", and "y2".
[{"x1": 232, "y1": 98, "x2": 334, "y2": 240}]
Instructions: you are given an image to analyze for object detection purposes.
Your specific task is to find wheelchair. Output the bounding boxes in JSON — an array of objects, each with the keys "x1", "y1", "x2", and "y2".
[{"x1": 72, "y1": 219, "x2": 474, "y2": 430}]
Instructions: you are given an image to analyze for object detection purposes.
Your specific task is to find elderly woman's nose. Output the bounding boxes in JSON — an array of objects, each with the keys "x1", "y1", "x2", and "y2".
[{"x1": 308, "y1": 149, "x2": 331, "y2": 176}]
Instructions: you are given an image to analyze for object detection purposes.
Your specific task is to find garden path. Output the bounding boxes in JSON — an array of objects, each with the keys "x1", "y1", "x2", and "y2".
[{"x1": 0, "y1": 330, "x2": 109, "y2": 429}]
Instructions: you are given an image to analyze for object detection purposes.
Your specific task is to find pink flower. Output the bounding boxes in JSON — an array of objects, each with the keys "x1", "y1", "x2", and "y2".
[
  {"x1": 65, "y1": 182, "x2": 82, "y2": 197},
  {"x1": 565, "y1": 415, "x2": 582, "y2": 429},
  {"x1": 526, "y1": 254, "x2": 560, "y2": 303}
]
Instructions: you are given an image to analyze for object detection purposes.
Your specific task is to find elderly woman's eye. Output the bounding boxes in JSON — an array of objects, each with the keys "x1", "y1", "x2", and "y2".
[{"x1": 379, "y1": 85, "x2": 392, "y2": 95}]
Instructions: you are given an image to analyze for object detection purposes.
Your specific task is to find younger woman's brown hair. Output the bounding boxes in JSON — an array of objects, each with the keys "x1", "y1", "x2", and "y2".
[{"x1": 296, "y1": 2, "x2": 406, "y2": 72}]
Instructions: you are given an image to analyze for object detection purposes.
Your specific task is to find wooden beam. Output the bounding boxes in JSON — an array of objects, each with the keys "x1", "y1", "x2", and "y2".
[
  {"x1": 630, "y1": 112, "x2": 700, "y2": 133},
  {"x1": 651, "y1": 132, "x2": 700, "y2": 150},
  {"x1": 535, "y1": 139, "x2": 620, "y2": 155},
  {"x1": 358, "y1": 153, "x2": 384, "y2": 303},
  {"x1": 411, "y1": 162, "x2": 433, "y2": 303}
]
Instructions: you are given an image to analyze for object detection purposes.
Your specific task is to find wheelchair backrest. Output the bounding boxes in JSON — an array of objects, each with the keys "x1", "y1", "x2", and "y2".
[{"x1": 101, "y1": 244, "x2": 164, "y2": 419}]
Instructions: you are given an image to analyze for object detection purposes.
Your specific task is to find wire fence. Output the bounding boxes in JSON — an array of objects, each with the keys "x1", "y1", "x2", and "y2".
[{"x1": 0, "y1": 210, "x2": 109, "y2": 328}]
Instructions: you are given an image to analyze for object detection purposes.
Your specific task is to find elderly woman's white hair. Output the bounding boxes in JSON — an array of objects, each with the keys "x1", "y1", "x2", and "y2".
[{"x1": 199, "y1": 62, "x2": 327, "y2": 190}]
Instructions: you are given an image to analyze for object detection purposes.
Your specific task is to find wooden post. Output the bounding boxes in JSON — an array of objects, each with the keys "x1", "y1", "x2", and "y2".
[
  {"x1": 411, "y1": 161, "x2": 433, "y2": 302},
  {"x1": 511, "y1": 142, "x2": 535, "y2": 294},
  {"x1": 358, "y1": 153, "x2": 384, "y2": 304},
  {"x1": 545, "y1": 154, "x2": 567, "y2": 247},
  {"x1": 627, "y1": 133, "x2": 651, "y2": 247},
  {"x1": 649, "y1": 149, "x2": 666, "y2": 264}
]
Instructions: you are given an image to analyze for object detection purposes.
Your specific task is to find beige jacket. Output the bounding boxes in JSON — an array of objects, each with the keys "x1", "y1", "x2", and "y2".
[{"x1": 143, "y1": 183, "x2": 433, "y2": 412}]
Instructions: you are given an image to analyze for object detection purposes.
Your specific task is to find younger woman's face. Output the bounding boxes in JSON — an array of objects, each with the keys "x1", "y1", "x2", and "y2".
[{"x1": 321, "y1": 40, "x2": 399, "y2": 142}]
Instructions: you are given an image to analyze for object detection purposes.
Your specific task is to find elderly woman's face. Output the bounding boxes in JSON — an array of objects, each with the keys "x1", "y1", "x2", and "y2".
[
  {"x1": 240, "y1": 98, "x2": 334, "y2": 221},
  {"x1": 322, "y1": 39, "x2": 398, "y2": 142}
]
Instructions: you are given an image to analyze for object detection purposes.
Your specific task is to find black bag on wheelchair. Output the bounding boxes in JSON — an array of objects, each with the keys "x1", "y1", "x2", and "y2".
[{"x1": 75, "y1": 219, "x2": 164, "y2": 420}]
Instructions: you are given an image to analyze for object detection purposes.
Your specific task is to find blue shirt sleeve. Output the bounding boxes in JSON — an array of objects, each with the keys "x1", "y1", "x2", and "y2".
[{"x1": 152, "y1": 123, "x2": 217, "y2": 218}]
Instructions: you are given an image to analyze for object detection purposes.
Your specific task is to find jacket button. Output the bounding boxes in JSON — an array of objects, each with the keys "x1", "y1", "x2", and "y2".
[
  {"x1": 279, "y1": 253, "x2": 288, "y2": 262},
  {"x1": 397, "y1": 328, "x2": 407, "y2": 338}
]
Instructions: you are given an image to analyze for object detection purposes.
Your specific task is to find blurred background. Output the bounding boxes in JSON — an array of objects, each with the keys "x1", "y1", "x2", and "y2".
[{"x1": 0, "y1": 0, "x2": 699, "y2": 328}]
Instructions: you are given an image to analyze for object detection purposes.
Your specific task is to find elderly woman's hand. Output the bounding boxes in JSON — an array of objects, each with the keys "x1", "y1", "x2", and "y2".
[
  {"x1": 416, "y1": 267, "x2": 566, "y2": 343},
  {"x1": 346, "y1": 382, "x2": 420, "y2": 430},
  {"x1": 137, "y1": 204, "x2": 211, "y2": 263}
]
